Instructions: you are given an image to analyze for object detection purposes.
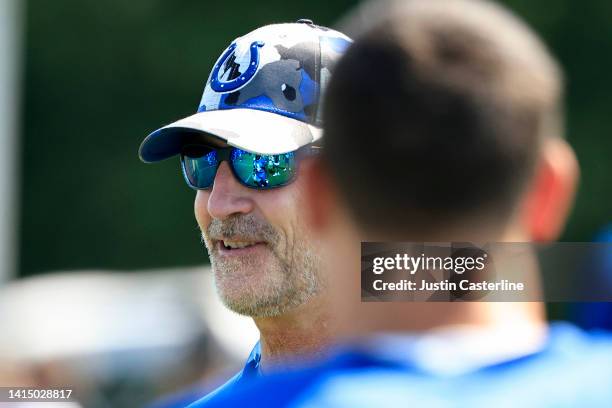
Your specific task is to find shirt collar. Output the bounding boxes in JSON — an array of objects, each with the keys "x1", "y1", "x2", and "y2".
[{"x1": 241, "y1": 341, "x2": 262, "y2": 379}]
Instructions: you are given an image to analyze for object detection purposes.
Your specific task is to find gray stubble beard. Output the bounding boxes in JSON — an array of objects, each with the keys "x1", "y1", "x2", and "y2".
[{"x1": 202, "y1": 214, "x2": 322, "y2": 318}]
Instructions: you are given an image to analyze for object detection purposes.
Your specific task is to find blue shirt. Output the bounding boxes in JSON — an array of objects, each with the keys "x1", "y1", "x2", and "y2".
[
  {"x1": 190, "y1": 324, "x2": 612, "y2": 407},
  {"x1": 185, "y1": 341, "x2": 262, "y2": 407},
  {"x1": 151, "y1": 342, "x2": 261, "y2": 408}
]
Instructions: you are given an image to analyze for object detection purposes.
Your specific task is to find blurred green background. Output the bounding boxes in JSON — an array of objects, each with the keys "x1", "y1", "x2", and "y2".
[{"x1": 19, "y1": 0, "x2": 612, "y2": 277}]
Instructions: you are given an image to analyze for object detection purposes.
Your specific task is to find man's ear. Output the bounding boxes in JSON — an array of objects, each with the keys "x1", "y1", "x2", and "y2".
[
  {"x1": 303, "y1": 157, "x2": 334, "y2": 232},
  {"x1": 522, "y1": 137, "x2": 579, "y2": 241}
]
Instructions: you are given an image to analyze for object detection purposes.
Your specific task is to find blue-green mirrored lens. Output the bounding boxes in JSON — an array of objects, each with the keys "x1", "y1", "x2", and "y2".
[
  {"x1": 182, "y1": 147, "x2": 218, "y2": 189},
  {"x1": 231, "y1": 149, "x2": 296, "y2": 188}
]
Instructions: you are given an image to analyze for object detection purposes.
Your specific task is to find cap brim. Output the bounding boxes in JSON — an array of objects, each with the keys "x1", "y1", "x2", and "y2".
[{"x1": 139, "y1": 109, "x2": 322, "y2": 163}]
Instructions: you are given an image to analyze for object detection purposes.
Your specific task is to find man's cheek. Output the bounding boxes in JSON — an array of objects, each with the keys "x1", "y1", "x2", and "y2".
[{"x1": 194, "y1": 191, "x2": 211, "y2": 229}]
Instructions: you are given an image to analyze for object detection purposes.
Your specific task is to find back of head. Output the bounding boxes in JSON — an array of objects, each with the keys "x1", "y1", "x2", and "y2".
[{"x1": 323, "y1": 0, "x2": 563, "y2": 237}]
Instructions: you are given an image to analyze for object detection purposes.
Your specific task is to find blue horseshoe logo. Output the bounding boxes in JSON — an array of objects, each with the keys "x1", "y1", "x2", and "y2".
[{"x1": 210, "y1": 41, "x2": 265, "y2": 93}]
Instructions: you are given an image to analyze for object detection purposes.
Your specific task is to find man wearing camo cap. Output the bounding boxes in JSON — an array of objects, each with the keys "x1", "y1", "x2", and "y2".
[{"x1": 139, "y1": 19, "x2": 351, "y2": 405}]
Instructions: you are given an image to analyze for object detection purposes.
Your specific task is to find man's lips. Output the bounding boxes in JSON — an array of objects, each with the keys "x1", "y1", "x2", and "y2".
[{"x1": 213, "y1": 239, "x2": 267, "y2": 256}]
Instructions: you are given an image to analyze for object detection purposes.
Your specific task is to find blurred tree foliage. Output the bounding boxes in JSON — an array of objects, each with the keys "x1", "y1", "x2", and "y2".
[{"x1": 19, "y1": 0, "x2": 612, "y2": 276}]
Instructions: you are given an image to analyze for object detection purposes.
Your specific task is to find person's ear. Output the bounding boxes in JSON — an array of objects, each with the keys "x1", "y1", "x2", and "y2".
[
  {"x1": 302, "y1": 157, "x2": 335, "y2": 232},
  {"x1": 522, "y1": 137, "x2": 579, "y2": 241}
]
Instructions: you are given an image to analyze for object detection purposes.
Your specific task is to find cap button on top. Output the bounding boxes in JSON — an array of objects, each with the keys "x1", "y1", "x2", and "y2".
[{"x1": 296, "y1": 18, "x2": 314, "y2": 25}]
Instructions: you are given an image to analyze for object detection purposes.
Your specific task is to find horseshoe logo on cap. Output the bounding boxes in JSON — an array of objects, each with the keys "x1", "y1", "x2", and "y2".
[{"x1": 210, "y1": 41, "x2": 265, "y2": 93}]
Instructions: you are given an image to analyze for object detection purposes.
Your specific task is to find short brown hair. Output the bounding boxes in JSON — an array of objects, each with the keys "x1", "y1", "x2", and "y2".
[{"x1": 323, "y1": 0, "x2": 563, "y2": 235}]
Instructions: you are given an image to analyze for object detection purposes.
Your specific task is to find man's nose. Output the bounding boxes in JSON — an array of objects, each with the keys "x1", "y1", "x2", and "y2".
[{"x1": 207, "y1": 161, "x2": 255, "y2": 220}]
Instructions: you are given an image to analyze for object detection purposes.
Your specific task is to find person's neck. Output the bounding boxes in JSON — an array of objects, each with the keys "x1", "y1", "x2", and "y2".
[
  {"x1": 337, "y1": 217, "x2": 547, "y2": 340},
  {"x1": 253, "y1": 294, "x2": 332, "y2": 371}
]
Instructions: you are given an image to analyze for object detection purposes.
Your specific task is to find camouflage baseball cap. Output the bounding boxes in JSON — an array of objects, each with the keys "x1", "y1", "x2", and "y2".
[{"x1": 139, "y1": 20, "x2": 352, "y2": 162}]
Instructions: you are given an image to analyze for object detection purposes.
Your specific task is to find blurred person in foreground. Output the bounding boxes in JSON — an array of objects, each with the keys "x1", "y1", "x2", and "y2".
[
  {"x1": 193, "y1": 0, "x2": 612, "y2": 406},
  {"x1": 139, "y1": 20, "x2": 351, "y2": 406}
]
